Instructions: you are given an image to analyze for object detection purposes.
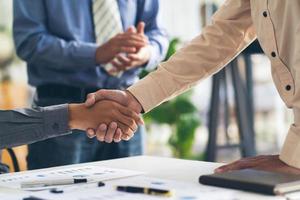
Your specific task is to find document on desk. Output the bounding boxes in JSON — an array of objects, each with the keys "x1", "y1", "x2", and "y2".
[
  {"x1": 0, "y1": 165, "x2": 144, "y2": 190},
  {"x1": 29, "y1": 176, "x2": 237, "y2": 200}
]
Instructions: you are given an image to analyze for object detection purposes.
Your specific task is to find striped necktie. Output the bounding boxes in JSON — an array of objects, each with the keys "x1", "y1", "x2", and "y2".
[{"x1": 93, "y1": 0, "x2": 123, "y2": 76}]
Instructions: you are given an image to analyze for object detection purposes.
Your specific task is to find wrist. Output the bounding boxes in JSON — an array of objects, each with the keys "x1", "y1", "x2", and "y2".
[
  {"x1": 95, "y1": 46, "x2": 103, "y2": 64},
  {"x1": 125, "y1": 90, "x2": 143, "y2": 113},
  {"x1": 68, "y1": 104, "x2": 84, "y2": 130},
  {"x1": 96, "y1": 45, "x2": 110, "y2": 65}
]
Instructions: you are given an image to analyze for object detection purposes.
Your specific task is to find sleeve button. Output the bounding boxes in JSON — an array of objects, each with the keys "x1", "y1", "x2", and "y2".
[
  {"x1": 285, "y1": 85, "x2": 291, "y2": 91},
  {"x1": 263, "y1": 11, "x2": 268, "y2": 17},
  {"x1": 271, "y1": 52, "x2": 276, "y2": 57}
]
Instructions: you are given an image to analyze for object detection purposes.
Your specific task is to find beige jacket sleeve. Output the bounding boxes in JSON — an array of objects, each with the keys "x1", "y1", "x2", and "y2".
[
  {"x1": 280, "y1": 65, "x2": 300, "y2": 167},
  {"x1": 128, "y1": 0, "x2": 256, "y2": 112}
]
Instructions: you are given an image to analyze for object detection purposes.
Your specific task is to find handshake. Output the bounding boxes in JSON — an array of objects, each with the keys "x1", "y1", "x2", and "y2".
[
  {"x1": 68, "y1": 90, "x2": 142, "y2": 143},
  {"x1": 68, "y1": 22, "x2": 150, "y2": 143}
]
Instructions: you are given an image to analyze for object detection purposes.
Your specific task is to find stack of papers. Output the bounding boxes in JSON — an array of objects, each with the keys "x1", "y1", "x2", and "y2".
[
  {"x1": 0, "y1": 165, "x2": 287, "y2": 200},
  {"x1": 0, "y1": 165, "x2": 144, "y2": 190}
]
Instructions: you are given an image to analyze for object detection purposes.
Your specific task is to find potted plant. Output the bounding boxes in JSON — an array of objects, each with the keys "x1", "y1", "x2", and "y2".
[{"x1": 142, "y1": 38, "x2": 201, "y2": 159}]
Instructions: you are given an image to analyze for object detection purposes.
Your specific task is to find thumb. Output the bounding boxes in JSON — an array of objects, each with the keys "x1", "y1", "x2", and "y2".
[
  {"x1": 126, "y1": 25, "x2": 137, "y2": 33},
  {"x1": 85, "y1": 90, "x2": 110, "y2": 107},
  {"x1": 98, "y1": 90, "x2": 128, "y2": 106},
  {"x1": 85, "y1": 93, "x2": 97, "y2": 107},
  {"x1": 137, "y1": 22, "x2": 145, "y2": 35},
  {"x1": 86, "y1": 89, "x2": 128, "y2": 107}
]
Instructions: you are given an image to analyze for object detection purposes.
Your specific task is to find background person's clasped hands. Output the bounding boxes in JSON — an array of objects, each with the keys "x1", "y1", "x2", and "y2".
[{"x1": 95, "y1": 22, "x2": 151, "y2": 75}]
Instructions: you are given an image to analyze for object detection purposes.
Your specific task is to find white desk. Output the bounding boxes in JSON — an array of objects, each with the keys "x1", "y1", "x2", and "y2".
[{"x1": 0, "y1": 156, "x2": 286, "y2": 199}]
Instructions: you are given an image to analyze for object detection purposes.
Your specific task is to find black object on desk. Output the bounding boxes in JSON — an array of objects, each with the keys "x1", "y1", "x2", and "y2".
[
  {"x1": 23, "y1": 197, "x2": 46, "y2": 200},
  {"x1": 50, "y1": 188, "x2": 64, "y2": 194},
  {"x1": 98, "y1": 181, "x2": 105, "y2": 187},
  {"x1": 199, "y1": 169, "x2": 300, "y2": 195},
  {"x1": 116, "y1": 186, "x2": 172, "y2": 197}
]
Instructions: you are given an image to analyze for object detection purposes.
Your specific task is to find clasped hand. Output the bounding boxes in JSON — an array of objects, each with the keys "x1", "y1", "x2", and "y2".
[
  {"x1": 95, "y1": 22, "x2": 151, "y2": 74},
  {"x1": 80, "y1": 89, "x2": 142, "y2": 143},
  {"x1": 68, "y1": 96, "x2": 143, "y2": 143}
]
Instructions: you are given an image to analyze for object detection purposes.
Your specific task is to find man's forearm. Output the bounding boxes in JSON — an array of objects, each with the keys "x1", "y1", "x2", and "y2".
[
  {"x1": 0, "y1": 104, "x2": 71, "y2": 149},
  {"x1": 128, "y1": 1, "x2": 256, "y2": 113}
]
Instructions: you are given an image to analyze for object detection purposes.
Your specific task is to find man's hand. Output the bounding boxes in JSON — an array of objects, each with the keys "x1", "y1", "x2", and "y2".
[
  {"x1": 215, "y1": 155, "x2": 300, "y2": 175},
  {"x1": 110, "y1": 46, "x2": 151, "y2": 72},
  {"x1": 84, "y1": 89, "x2": 143, "y2": 142},
  {"x1": 68, "y1": 100, "x2": 143, "y2": 143},
  {"x1": 85, "y1": 89, "x2": 142, "y2": 113},
  {"x1": 95, "y1": 31, "x2": 148, "y2": 65},
  {"x1": 110, "y1": 22, "x2": 151, "y2": 72}
]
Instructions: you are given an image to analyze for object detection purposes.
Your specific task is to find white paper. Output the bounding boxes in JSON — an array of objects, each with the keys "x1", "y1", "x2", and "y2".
[
  {"x1": 0, "y1": 189, "x2": 32, "y2": 200},
  {"x1": 283, "y1": 191, "x2": 300, "y2": 200},
  {"x1": 29, "y1": 176, "x2": 236, "y2": 200},
  {"x1": 0, "y1": 165, "x2": 144, "y2": 190}
]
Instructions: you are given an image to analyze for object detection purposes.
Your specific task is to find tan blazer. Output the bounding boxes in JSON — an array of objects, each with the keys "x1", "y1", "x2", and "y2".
[{"x1": 128, "y1": 0, "x2": 300, "y2": 168}]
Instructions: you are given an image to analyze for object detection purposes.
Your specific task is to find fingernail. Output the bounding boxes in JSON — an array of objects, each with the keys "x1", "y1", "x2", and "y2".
[
  {"x1": 214, "y1": 168, "x2": 223, "y2": 173},
  {"x1": 105, "y1": 139, "x2": 112, "y2": 143},
  {"x1": 110, "y1": 122, "x2": 117, "y2": 129},
  {"x1": 114, "y1": 139, "x2": 120, "y2": 143}
]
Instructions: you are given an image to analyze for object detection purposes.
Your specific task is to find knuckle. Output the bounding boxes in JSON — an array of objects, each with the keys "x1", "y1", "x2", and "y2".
[
  {"x1": 125, "y1": 109, "x2": 133, "y2": 116},
  {"x1": 124, "y1": 127, "x2": 131, "y2": 134},
  {"x1": 87, "y1": 93, "x2": 93, "y2": 98},
  {"x1": 129, "y1": 119, "x2": 136, "y2": 127},
  {"x1": 110, "y1": 122, "x2": 118, "y2": 129}
]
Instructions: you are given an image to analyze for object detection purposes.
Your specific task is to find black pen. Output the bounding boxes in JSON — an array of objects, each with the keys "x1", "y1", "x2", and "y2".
[{"x1": 116, "y1": 186, "x2": 173, "y2": 197}]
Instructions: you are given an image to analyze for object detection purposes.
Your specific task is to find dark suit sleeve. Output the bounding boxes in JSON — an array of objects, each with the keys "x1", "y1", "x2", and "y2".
[{"x1": 0, "y1": 104, "x2": 71, "y2": 149}]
